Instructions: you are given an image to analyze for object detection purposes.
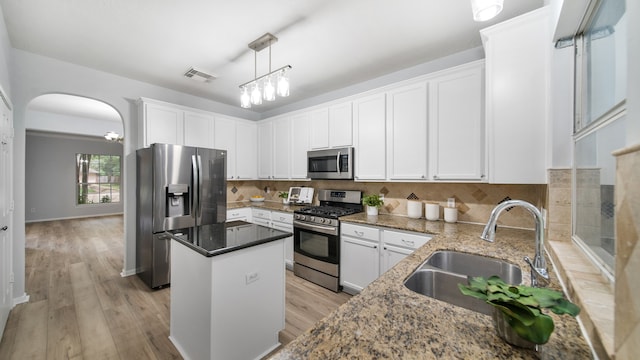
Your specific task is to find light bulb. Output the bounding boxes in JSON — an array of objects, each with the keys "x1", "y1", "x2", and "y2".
[
  {"x1": 277, "y1": 70, "x2": 290, "y2": 97},
  {"x1": 263, "y1": 76, "x2": 276, "y2": 101},
  {"x1": 240, "y1": 86, "x2": 251, "y2": 108},
  {"x1": 250, "y1": 82, "x2": 262, "y2": 105},
  {"x1": 471, "y1": 0, "x2": 503, "y2": 22}
]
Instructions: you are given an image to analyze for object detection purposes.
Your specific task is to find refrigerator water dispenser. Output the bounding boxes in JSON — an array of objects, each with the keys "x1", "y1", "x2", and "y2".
[{"x1": 166, "y1": 184, "x2": 190, "y2": 217}]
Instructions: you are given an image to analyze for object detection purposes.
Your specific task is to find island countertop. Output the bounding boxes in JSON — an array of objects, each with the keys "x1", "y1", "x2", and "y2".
[
  {"x1": 167, "y1": 220, "x2": 292, "y2": 257},
  {"x1": 269, "y1": 214, "x2": 592, "y2": 359}
]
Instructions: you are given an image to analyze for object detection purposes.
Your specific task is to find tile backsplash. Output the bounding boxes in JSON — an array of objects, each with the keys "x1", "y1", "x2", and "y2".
[{"x1": 228, "y1": 180, "x2": 546, "y2": 229}]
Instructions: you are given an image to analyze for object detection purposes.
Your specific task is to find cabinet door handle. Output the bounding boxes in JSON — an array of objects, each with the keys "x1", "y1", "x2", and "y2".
[
  {"x1": 401, "y1": 239, "x2": 415, "y2": 247},
  {"x1": 0, "y1": 226, "x2": 7, "y2": 231},
  {"x1": 373, "y1": 245, "x2": 378, "y2": 249},
  {"x1": 354, "y1": 230, "x2": 364, "y2": 237}
]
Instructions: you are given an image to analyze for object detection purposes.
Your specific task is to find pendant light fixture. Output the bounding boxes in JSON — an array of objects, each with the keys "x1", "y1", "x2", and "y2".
[
  {"x1": 470, "y1": 0, "x2": 504, "y2": 22},
  {"x1": 239, "y1": 33, "x2": 292, "y2": 109}
]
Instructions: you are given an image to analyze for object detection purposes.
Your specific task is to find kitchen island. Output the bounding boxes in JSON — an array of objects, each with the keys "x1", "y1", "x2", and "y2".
[
  {"x1": 169, "y1": 221, "x2": 292, "y2": 360},
  {"x1": 269, "y1": 214, "x2": 592, "y2": 359}
]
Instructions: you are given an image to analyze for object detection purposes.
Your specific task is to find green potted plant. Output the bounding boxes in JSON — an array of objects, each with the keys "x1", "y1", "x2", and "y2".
[
  {"x1": 362, "y1": 194, "x2": 384, "y2": 216},
  {"x1": 458, "y1": 276, "x2": 580, "y2": 348},
  {"x1": 278, "y1": 191, "x2": 289, "y2": 205}
]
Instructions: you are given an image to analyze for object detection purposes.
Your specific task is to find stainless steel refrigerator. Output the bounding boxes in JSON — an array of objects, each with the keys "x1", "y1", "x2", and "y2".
[{"x1": 136, "y1": 143, "x2": 226, "y2": 288}]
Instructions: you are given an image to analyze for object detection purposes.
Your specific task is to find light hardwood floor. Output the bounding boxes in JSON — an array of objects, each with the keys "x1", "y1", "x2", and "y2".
[{"x1": 0, "y1": 215, "x2": 351, "y2": 359}]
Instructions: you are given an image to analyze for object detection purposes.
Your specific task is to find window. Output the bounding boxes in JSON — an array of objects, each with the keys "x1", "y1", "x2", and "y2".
[
  {"x1": 573, "y1": 0, "x2": 626, "y2": 277},
  {"x1": 76, "y1": 154, "x2": 121, "y2": 205}
]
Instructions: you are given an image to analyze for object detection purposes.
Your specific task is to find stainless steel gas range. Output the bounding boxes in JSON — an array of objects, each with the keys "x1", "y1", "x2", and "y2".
[{"x1": 293, "y1": 189, "x2": 363, "y2": 292}]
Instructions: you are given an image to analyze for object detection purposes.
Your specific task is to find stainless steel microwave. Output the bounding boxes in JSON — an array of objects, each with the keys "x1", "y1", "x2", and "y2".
[{"x1": 307, "y1": 147, "x2": 354, "y2": 180}]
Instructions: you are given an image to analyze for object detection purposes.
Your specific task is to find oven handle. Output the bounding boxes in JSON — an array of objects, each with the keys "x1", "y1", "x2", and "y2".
[{"x1": 293, "y1": 220, "x2": 338, "y2": 236}]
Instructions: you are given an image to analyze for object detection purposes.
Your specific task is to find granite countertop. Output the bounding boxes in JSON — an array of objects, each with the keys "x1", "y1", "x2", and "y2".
[
  {"x1": 269, "y1": 213, "x2": 592, "y2": 359},
  {"x1": 227, "y1": 200, "x2": 308, "y2": 213}
]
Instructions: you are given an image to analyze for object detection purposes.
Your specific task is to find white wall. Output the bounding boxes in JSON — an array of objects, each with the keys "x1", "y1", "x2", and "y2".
[
  {"x1": 549, "y1": 45, "x2": 574, "y2": 168},
  {"x1": 26, "y1": 110, "x2": 123, "y2": 138},
  {"x1": 25, "y1": 131, "x2": 124, "y2": 222}
]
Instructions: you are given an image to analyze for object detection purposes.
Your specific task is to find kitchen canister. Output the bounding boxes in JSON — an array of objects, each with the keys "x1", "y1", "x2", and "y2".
[
  {"x1": 444, "y1": 207, "x2": 458, "y2": 223},
  {"x1": 425, "y1": 202, "x2": 439, "y2": 221},
  {"x1": 407, "y1": 200, "x2": 422, "y2": 219}
]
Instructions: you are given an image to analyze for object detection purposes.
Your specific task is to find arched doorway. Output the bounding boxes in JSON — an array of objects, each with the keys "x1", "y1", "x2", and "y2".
[{"x1": 23, "y1": 93, "x2": 126, "y2": 280}]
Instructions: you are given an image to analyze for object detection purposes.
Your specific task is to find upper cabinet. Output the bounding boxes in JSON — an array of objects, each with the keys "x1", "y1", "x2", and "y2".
[
  {"x1": 272, "y1": 117, "x2": 291, "y2": 179},
  {"x1": 257, "y1": 120, "x2": 274, "y2": 179},
  {"x1": 309, "y1": 101, "x2": 353, "y2": 149},
  {"x1": 214, "y1": 116, "x2": 257, "y2": 180},
  {"x1": 139, "y1": 99, "x2": 184, "y2": 147},
  {"x1": 290, "y1": 113, "x2": 311, "y2": 179},
  {"x1": 353, "y1": 92, "x2": 387, "y2": 181},
  {"x1": 481, "y1": 7, "x2": 550, "y2": 184},
  {"x1": 428, "y1": 61, "x2": 485, "y2": 181},
  {"x1": 386, "y1": 82, "x2": 428, "y2": 180},
  {"x1": 184, "y1": 110, "x2": 215, "y2": 148},
  {"x1": 328, "y1": 102, "x2": 353, "y2": 148}
]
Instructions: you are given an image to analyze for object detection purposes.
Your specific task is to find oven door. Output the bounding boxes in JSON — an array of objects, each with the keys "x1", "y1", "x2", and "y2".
[{"x1": 293, "y1": 220, "x2": 339, "y2": 264}]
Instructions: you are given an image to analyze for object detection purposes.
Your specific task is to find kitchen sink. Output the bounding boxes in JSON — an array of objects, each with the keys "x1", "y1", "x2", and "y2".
[
  {"x1": 404, "y1": 251, "x2": 522, "y2": 314},
  {"x1": 424, "y1": 251, "x2": 522, "y2": 284}
]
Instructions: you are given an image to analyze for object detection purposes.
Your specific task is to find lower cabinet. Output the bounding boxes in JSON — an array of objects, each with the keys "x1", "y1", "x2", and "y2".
[
  {"x1": 226, "y1": 208, "x2": 252, "y2": 222},
  {"x1": 271, "y1": 211, "x2": 294, "y2": 270},
  {"x1": 340, "y1": 223, "x2": 431, "y2": 294},
  {"x1": 249, "y1": 208, "x2": 294, "y2": 269}
]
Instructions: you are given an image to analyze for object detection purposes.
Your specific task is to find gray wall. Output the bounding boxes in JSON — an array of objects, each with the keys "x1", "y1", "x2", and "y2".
[{"x1": 25, "y1": 131, "x2": 123, "y2": 222}]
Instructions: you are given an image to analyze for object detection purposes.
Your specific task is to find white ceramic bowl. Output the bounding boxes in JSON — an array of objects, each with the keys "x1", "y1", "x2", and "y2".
[{"x1": 249, "y1": 196, "x2": 265, "y2": 202}]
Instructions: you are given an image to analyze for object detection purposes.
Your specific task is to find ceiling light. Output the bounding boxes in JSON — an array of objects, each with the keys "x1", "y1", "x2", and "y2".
[
  {"x1": 239, "y1": 33, "x2": 292, "y2": 109},
  {"x1": 104, "y1": 131, "x2": 123, "y2": 142},
  {"x1": 471, "y1": 0, "x2": 504, "y2": 22}
]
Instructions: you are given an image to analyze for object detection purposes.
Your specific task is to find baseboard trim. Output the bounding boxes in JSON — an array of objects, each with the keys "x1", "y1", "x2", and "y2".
[
  {"x1": 25, "y1": 212, "x2": 124, "y2": 224},
  {"x1": 13, "y1": 293, "x2": 29, "y2": 306},
  {"x1": 120, "y1": 268, "x2": 137, "y2": 277}
]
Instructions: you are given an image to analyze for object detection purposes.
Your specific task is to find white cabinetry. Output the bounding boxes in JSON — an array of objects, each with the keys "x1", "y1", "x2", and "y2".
[
  {"x1": 481, "y1": 7, "x2": 550, "y2": 184},
  {"x1": 340, "y1": 223, "x2": 380, "y2": 294},
  {"x1": 428, "y1": 61, "x2": 485, "y2": 181},
  {"x1": 251, "y1": 208, "x2": 271, "y2": 227},
  {"x1": 139, "y1": 100, "x2": 183, "y2": 147},
  {"x1": 250, "y1": 209, "x2": 294, "y2": 269},
  {"x1": 257, "y1": 121, "x2": 274, "y2": 179},
  {"x1": 290, "y1": 113, "x2": 310, "y2": 179},
  {"x1": 184, "y1": 110, "x2": 215, "y2": 148},
  {"x1": 215, "y1": 117, "x2": 257, "y2": 180},
  {"x1": 353, "y1": 93, "x2": 387, "y2": 181},
  {"x1": 386, "y1": 82, "x2": 428, "y2": 180},
  {"x1": 235, "y1": 121, "x2": 258, "y2": 180},
  {"x1": 273, "y1": 117, "x2": 291, "y2": 179},
  {"x1": 309, "y1": 102, "x2": 353, "y2": 149},
  {"x1": 380, "y1": 229, "x2": 430, "y2": 274},
  {"x1": 271, "y1": 211, "x2": 294, "y2": 270},
  {"x1": 340, "y1": 223, "x2": 431, "y2": 294},
  {"x1": 328, "y1": 102, "x2": 353, "y2": 147},
  {"x1": 226, "y1": 207, "x2": 252, "y2": 222},
  {"x1": 309, "y1": 108, "x2": 330, "y2": 149}
]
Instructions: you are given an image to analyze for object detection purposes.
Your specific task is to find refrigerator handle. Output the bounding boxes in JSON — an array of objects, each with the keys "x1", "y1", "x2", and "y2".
[
  {"x1": 196, "y1": 155, "x2": 204, "y2": 225},
  {"x1": 191, "y1": 155, "x2": 199, "y2": 221}
]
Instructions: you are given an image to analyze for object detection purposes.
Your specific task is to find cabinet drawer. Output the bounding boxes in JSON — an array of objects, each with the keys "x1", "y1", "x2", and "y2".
[
  {"x1": 341, "y1": 223, "x2": 380, "y2": 242},
  {"x1": 383, "y1": 230, "x2": 431, "y2": 250},
  {"x1": 227, "y1": 208, "x2": 251, "y2": 221},
  {"x1": 252, "y1": 218, "x2": 270, "y2": 227},
  {"x1": 271, "y1": 211, "x2": 293, "y2": 224},
  {"x1": 252, "y1": 209, "x2": 271, "y2": 221}
]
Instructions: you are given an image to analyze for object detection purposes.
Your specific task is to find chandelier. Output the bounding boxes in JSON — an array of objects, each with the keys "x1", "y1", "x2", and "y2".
[
  {"x1": 470, "y1": 0, "x2": 504, "y2": 22},
  {"x1": 104, "y1": 131, "x2": 123, "y2": 143},
  {"x1": 239, "y1": 33, "x2": 291, "y2": 109}
]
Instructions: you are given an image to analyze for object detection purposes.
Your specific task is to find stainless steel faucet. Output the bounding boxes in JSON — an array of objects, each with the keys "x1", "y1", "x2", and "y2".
[{"x1": 480, "y1": 200, "x2": 550, "y2": 287}]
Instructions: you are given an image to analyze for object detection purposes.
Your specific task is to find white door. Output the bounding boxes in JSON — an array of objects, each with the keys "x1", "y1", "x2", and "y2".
[{"x1": 0, "y1": 90, "x2": 13, "y2": 338}]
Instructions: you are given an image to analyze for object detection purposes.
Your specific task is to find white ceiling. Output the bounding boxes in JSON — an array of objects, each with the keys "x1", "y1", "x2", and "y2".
[{"x1": 1, "y1": 0, "x2": 544, "y2": 115}]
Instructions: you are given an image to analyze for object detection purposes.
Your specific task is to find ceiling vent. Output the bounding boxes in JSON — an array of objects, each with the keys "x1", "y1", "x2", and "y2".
[{"x1": 184, "y1": 67, "x2": 216, "y2": 83}]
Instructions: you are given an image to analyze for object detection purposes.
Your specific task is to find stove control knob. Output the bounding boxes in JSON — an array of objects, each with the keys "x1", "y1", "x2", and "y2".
[
  {"x1": 319, "y1": 218, "x2": 325, "y2": 224},
  {"x1": 310, "y1": 217, "x2": 314, "y2": 222},
  {"x1": 299, "y1": 215, "x2": 306, "y2": 221}
]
